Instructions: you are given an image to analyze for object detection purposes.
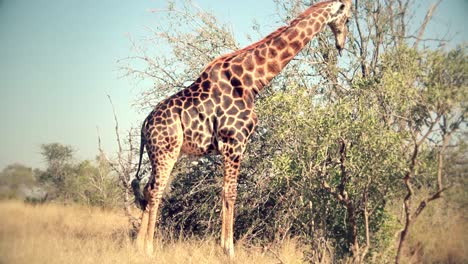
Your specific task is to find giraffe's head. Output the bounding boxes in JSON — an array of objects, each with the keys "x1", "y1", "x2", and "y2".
[{"x1": 327, "y1": 0, "x2": 352, "y2": 55}]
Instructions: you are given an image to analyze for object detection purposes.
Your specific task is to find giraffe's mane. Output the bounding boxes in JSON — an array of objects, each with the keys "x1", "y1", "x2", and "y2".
[{"x1": 205, "y1": 1, "x2": 334, "y2": 67}]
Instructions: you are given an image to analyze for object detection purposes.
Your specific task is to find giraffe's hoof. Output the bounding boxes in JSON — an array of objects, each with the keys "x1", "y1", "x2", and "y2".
[
  {"x1": 223, "y1": 247, "x2": 235, "y2": 259},
  {"x1": 145, "y1": 246, "x2": 154, "y2": 256},
  {"x1": 135, "y1": 242, "x2": 144, "y2": 253}
]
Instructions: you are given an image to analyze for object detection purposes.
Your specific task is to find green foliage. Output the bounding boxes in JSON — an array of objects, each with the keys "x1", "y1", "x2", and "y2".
[
  {"x1": 424, "y1": 46, "x2": 467, "y2": 114},
  {"x1": 253, "y1": 85, "x2": 406, "y2": 255}
]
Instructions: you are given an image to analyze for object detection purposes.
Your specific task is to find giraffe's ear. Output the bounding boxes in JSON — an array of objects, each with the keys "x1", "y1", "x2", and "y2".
[{"x1": 340, "y1": 0, "x2": 352, "y2": 7}]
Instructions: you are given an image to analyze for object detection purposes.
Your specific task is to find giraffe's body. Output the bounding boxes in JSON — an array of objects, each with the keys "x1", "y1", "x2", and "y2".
[{"x1": 134, "y1": 0, "x2": 352, "y2": 257}]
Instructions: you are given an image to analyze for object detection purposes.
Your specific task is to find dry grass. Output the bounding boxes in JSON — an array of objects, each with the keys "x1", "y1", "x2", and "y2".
[
  {"x1": 403, "y1": 197, "x2": 468, "y2": 264},
  {"x1": 0, "y1": 200, "x2": 304, "y2": 264},
  {"x1": 2, "y1": 198, "x2": 464, "y2": 264}
]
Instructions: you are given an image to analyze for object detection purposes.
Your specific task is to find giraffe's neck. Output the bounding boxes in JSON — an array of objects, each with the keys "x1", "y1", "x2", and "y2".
[{"x1": 216, "y1": 2, "x2": 334, "y2": 94}]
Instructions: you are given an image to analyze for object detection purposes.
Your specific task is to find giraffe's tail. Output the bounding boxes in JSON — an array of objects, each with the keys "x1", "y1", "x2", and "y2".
[{"x1": 131, "y1": 120, "x2": 148, "y2": 210}]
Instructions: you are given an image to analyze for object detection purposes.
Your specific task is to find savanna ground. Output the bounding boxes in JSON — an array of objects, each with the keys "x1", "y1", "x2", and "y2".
[
  {"x1": 0, "y1": 200, "x2": 304, "y2": 264},
  {"x1": 0, "y1": 198, "x2": 466, "y2": 264}
]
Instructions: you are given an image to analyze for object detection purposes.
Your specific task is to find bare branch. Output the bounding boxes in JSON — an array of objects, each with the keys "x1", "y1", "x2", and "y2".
[
  {"x1": 413, "y1": 0, "x2": 442, "y2": 48},
  {"x1": 413, "y1": 186, "x2": 450, "y2": 219}
]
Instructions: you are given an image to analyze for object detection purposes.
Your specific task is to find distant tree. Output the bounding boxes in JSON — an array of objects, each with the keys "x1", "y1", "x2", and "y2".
[
  {"x1": 70, "y1": 155, "x2": 122, "y2": 208},
  {"x1": 37, "y1": 143, "x2": 75, "y2": 200},
  {"x1": 0, "y1": 164, "x2": 35, "y2": 199},
  {"x1": 0, "y1": 164, "x2": 35, "y2": 188},
  {"x1": 41, "y1": 143, "x2": 73, "y2": 163}
]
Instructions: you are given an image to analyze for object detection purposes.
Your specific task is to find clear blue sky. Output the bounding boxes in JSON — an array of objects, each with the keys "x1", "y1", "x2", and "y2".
[{"x1": 0, "y1": 0, "x2": 466, "y2": 170}]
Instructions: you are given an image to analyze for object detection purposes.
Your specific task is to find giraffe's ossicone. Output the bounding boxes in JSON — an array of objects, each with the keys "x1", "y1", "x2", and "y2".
[{"x1": 132, "y1": 0, "x2": 352, "y2": 257}]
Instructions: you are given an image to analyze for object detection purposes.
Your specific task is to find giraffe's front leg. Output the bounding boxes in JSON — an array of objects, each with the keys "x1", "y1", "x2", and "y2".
[
  {"x1": 220, "y1": 115, "x2": 257, "y2": 258},
  {"x1": 221, "y1": 153, "x2": 242, "y2": 258}
]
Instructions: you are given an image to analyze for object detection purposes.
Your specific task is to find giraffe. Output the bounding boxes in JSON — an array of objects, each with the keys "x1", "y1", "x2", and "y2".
[{"x1": 132, "y1": 0, "x2": 352, "y2": 257}]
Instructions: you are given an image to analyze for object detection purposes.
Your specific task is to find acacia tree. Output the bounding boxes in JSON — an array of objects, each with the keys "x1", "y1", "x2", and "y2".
[{"x1": 37, "y1": 143, "x2": 75, "y2": 200}]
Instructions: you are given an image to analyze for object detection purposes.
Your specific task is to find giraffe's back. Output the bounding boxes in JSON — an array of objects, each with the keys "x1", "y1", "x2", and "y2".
[
  {"x1": 143, "y1": 84, "x2": 211, "y2": 156},
  {"x1": 144, "y1": 58, "x2": 258, "y2": 158}
]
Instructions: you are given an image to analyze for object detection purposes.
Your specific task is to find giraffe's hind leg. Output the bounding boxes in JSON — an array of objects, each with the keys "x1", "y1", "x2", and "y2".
[
  {"x1": 136, "y1": 201, "x2": 150, "y2": 250},
  {"x1": 144, "y1": 151, "x2": 180, "y2": 254},
  {"x1": 135, "y1": 125, "x2": 183, "y2": 255},
  {"x1": 219, "y1": 115, "x2": 257, "y2": 258}
]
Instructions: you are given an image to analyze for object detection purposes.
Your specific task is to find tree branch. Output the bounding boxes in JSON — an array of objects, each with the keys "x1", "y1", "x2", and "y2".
[{"x1": 413, "y1": 0, "x2": 442, "y2": 48}]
